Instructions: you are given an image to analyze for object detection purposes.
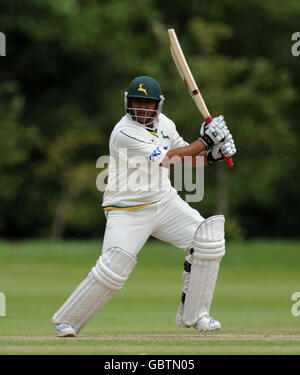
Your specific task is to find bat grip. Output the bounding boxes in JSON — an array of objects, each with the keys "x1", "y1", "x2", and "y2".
[
  {"x1": 204, "y1": 116, "x2": 234, "y2": 167},
  {"x1": 204, "y1": 116, "x2": 213, "y2": 125},
  {"x1": 223, "y1": 156, "x2": 234, "y2": 167}
]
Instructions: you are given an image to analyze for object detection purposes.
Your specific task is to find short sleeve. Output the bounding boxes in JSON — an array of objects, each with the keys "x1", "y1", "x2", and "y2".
[
  {"x1": 169, "y1": 120, "x2": 189, "y2": 149},
  {"x1": 113, "y1": 129, "x2": 168, "y2": 165}
]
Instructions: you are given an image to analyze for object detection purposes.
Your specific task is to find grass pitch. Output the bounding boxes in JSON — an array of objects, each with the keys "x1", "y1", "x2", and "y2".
[{"x1": 0, "y1": 239, "x2": 299, "y2": 354}]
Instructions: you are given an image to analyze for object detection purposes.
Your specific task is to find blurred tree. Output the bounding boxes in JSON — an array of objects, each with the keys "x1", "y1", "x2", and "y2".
[
  {"x1": 158, "y1": 0, "x2": 299, "y2": 238},
  {"x1": 0, "y1": 0, "x2": 165, "y2": 238},
  {"x1": 0, "y1": 0, "x2": 299, "y2": 239},
  {"x1": 0, "y1": 81, "x2": 27, "y2": 232}
]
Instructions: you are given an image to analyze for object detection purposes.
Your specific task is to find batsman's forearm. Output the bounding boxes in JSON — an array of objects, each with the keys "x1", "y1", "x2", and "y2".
[
  {"x1": 163, "y1": 140, "x2": 206, "y2": 165},
  {"x1": 160, "y1": 140, "x2": 207, "y2": 168},
  {"x1": 161, "y1": 140, "x2": 206, "y2": 168},
  {"x1": 194, "y1": 151, "x2": 209, "y2": 167},
  {"x1": 168, "y1": 139, "x2": 206, "y2": 158},
  {"x1": 185, "y1": 151, "x2": 208, "y2": 167},
  {"x1": 161, "y1": 140, "x2": 207, "y2": 168}
]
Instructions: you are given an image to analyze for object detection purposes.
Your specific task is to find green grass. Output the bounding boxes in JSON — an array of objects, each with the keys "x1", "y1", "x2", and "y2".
[{"x1": 0, "y1": 239, "x2": 299, "y2": 354}]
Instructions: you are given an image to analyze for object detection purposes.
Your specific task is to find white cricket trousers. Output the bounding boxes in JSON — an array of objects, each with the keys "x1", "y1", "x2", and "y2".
[
  {"x1": 103, "y1": 194, "x2": 205, "y2": 257},
  {"x1": 52, "y1": 194, "x2": 206, "y2": 332}
]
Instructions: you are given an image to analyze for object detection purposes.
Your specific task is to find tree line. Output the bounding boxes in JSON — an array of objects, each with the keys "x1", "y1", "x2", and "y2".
[{"x1": 0, "y1": 0, "x2": 299, "y2": 239}]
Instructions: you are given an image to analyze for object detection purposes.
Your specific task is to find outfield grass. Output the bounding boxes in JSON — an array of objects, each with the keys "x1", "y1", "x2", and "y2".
[{"x1": 0, "y1": 239, "x2": 299, "y2": 354}]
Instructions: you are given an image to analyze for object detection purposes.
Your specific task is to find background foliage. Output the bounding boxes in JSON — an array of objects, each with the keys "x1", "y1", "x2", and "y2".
[{"x1": 0, "y1": 0, "x2": 299, "y2": 239}]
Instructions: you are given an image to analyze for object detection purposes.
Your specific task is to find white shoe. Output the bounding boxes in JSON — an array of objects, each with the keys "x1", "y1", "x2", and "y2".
[
  {"x1": 56, "y1": 323, "x2": 76, "y2": 337},
  {"x1": 194, "y1": 315, "x2": 221, "y2": 332},
  {"x1": 175, "y1": 304, "x2": 221, "y2": 332}
]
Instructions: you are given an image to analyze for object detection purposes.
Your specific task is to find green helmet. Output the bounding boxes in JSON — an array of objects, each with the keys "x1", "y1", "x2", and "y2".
[
  {"x1": 127, "y1": 76, "x2": 162, "y2": 100},
  {"x1": 125, "y1": 76, "x2": 165, "y2": 127}
]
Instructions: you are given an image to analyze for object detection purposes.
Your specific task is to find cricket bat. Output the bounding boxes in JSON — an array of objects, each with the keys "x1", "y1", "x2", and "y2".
[{"x1": 168, "y1": 28, "x2": 234, "y2": 167}]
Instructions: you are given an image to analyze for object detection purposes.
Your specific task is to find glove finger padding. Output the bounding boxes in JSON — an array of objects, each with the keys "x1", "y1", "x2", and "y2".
[
  {"x1": 200, "y1": 118, "x2": 229, "y2": 148},
  {"x1": 221, "y1": 138, "x2": 236, "y2": 157},
  {"x1": 224, "y1": 133, "x2": 233, "y2": 142},
  {"x1": 205, "y1": 123, "x2": 229, "y2": 144}
]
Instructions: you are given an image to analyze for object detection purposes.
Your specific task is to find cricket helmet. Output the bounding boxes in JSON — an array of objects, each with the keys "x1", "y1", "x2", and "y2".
[{"x1": 125, "y1": 76, "x2": 165, "y2": 127}]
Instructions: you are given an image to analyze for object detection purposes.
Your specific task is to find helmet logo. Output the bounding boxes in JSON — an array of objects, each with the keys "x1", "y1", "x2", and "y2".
[{"x1": 138, "y1": 83, "x2": 148, "y2": 95}]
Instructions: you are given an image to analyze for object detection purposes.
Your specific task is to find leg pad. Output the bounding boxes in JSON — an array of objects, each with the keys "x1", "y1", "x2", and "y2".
[
  {"x1": 182, "y1": 215, "x2": 225, "y2": 327},
  {"x1": 52, "y1": 247, "x2": 137, "y2": 333}
]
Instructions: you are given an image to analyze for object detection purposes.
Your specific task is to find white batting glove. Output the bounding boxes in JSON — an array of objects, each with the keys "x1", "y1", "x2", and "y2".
[
  {"x1": 220, "y1": 134, "x2": 236, "y2": 158},
  {"x1": 207, "y1": 134, "x2": 237, "y2": 165},
  {"x1": 199, "y1": 115, "x2": 229, "y2": 149}
]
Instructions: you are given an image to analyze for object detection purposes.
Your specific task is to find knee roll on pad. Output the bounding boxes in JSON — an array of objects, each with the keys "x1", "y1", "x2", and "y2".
[
  {"x1": 92, "y1": 247, "x2": 137, "y2": 291},
  {"x1": 192, "y1": 215, "x2": 225, "y2": 260}
]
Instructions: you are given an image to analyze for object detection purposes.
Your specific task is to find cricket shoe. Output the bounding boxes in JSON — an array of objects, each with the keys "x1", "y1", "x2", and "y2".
[
  {"x1": 194, "y1": 315, "x2": 221, "y2": 332},
  {"x1": 175, "y1": 304, "x2": 221, "y2": 332},
  {"x1": 56, "y1": 323, "x2": 76, "y2": 337}
]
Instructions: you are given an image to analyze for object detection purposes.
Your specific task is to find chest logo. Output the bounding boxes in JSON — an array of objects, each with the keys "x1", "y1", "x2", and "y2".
[
  {"x1": 161, "y1": 131, "x2": 170, "y2": 139},
  {"x1": 149, "y1": 146, "x2": 162, "y2": 162},
  {"x1": 138, "y1": 83, "x2": 148, "y2": 96}
]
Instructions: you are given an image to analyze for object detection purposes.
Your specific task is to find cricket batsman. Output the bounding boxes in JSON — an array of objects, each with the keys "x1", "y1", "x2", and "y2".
[{"x1": 52, "y1": 76, "x2": 236, "y2": 337}]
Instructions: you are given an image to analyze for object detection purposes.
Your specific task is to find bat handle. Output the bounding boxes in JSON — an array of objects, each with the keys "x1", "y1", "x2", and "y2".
[
  {"x1": 204, "y1": 116, "x2": 234, "y2": 168},
  {"x1": 204, "y1": 116, "x2": 213, "y2": 125},
  {"x1": 223, "y1": 155, "x2": 234, "y2": 167}
]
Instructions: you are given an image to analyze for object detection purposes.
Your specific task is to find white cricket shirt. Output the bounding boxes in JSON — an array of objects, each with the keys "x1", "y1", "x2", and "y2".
[{"x1": 102, "y1": 113, "x2": 188, "y2": 210}]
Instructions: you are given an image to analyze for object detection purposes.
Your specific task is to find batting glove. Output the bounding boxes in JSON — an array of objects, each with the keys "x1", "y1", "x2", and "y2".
[
  {"x1": 207, "y1": 134, "x2": 237, "y2": 165},
  {"x1": 220, "y1": 134, "x2": 236, "y2": 158},
  {"x1": 199, "y1": 115, "x2": 229, "y2": 149}
]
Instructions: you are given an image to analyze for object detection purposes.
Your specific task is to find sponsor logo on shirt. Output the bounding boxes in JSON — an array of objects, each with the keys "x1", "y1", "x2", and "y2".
[{"x1": 149, "y1": 146, "x2": 162, "y2": 162}]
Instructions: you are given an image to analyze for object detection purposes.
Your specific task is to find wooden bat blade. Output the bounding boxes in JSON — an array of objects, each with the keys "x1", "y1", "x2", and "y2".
[
  {"x1": 170, "y1": 46, "x2": 185, "y2": 82},
  {"x1": 168, "y1": 29, "x2": 211, "y2": 120},
  {"x1": 168, "y1": 29, "x2": 198, "y2": 91},
  {"x1": 168, "y1": 28, "x2": 233, "y2": 167}
]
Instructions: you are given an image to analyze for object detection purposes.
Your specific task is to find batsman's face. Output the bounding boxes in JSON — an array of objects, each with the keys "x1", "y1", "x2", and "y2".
[{"x1": 131, "y1": 98, "x2": 158, "y2": 125}]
